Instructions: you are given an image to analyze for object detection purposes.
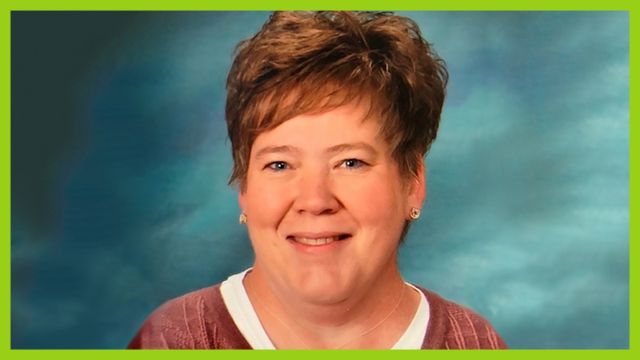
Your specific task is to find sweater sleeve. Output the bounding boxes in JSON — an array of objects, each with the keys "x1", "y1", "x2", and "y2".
[
  {"x1": 126, "y1": 295, "x2": 208, "y2": 349},
  {"x1": 126, "y1": 306, "x2": 170, "y2": 349},
  {"x1": 419, "y1": 287, "x2": 508, "y2": 349},
  {"x1": 440, "y1": 301, "x2": 508, "y2": 349},
  {"x1": 126, "y1": 285, "x2": 252, "y2": 349}
]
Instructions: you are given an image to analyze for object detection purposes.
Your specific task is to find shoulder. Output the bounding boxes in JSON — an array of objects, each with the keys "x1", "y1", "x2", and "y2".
[
  {"x1": 414, "y1": 286, "x2": 508, "y2": 349},
  {"x1": 126, "y1": 284, "x2": 251, "y2": 349}
]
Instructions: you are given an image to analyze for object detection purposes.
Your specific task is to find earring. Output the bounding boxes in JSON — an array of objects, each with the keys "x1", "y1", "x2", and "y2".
[
  {"x1": 409, "y1": 207, "x2": 421, "y2": 220},
  {"x1": 239, "y1": 213, "x2": 247, "y2": 224}
]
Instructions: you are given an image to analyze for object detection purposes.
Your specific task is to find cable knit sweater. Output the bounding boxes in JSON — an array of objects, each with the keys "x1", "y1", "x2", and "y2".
[{"x1": 127, "y1": 284, "x2": 507, "y2": 349}]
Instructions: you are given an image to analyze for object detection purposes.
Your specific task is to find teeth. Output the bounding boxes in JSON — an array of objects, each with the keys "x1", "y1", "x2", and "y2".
[{"x1": 293, "y1": 236, "x2": 339, "y2": 246}]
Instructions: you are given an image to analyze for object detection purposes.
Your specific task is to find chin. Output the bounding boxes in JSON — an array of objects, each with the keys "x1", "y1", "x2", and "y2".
[
  {"x1": 298, "y1": 287, "x2": 351, "y2": 306},
  {"x1": 288, "y1": 269, "x2": 355, "y2": 305}
]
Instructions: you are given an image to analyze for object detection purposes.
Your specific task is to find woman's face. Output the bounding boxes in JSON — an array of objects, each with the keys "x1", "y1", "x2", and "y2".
[{"x1": 239, "y1": 102, "x2": 425, "y2": 304}]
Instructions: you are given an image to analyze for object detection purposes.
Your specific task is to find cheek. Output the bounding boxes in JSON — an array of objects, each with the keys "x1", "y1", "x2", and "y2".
[
  {"x1": 339, "y1": 174, "x2": 406, "y2": 225},
  {"x1": 245, "y1": 180, "x2": 292, "y2": 227}
]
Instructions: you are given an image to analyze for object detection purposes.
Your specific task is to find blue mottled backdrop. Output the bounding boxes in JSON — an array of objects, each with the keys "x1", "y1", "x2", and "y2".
[{"x1": 11, "y1": 11, "x2": 629, "y2": 349}]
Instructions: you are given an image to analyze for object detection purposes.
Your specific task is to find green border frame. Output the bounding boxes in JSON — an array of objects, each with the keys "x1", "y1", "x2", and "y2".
[{"x1": 3, "y1": 1, "x2": 634, "y2": 356}]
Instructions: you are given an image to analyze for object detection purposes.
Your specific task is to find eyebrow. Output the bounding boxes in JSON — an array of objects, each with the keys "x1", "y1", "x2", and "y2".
[
  {"x1": 326, "y1": 142, "x2": 379, "y2": 156},
  {"x1": 254, "y1": 145, "x2": 300, "y2": 159},
  {"x1": 254, "y1": 142, "x2": 378, "y2": 159}
]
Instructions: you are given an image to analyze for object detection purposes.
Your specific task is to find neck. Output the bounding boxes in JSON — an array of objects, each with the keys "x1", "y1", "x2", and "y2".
[{"x1": 244, "y1": 261, "x2": 419, "y2": 349}]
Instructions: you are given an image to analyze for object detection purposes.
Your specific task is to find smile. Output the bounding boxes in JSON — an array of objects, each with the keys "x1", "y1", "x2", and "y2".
[{"x1": 287, "y1": 234, "x2": 352, "y2": 246}]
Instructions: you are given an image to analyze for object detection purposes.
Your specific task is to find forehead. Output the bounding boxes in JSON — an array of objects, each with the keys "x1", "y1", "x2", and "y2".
[{"x1": 251, "y1": 102, "x2": 387, "y2": 156}]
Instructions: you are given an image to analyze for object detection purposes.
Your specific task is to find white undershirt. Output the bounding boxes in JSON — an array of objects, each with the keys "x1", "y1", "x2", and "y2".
[{"x1": 220, "y1": 269, "x2": 429, "y2": 349}]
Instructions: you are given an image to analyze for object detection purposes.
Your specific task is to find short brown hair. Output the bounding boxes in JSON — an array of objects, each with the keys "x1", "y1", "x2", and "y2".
[{"x1": 226, "y1": 11, "x2": 448, "y2": 190}]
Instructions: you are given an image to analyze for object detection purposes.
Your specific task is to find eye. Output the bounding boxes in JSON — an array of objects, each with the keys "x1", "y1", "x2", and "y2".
[
  {"x1": 266, "y1": 161, "x2": 289, "y2": 171},
  {"x1": 340, "y1": 159, "x2": 366, "y2": 170}
]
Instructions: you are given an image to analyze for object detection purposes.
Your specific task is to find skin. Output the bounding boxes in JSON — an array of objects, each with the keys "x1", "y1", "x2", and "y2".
[{"x1": 239, "y1": 101, "x2": 426, "y2": 349}]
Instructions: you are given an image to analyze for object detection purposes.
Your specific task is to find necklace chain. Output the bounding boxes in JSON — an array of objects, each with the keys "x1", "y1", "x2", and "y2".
[{"x1": 248, "y1": 272, "x2": 406, "y2": 349}]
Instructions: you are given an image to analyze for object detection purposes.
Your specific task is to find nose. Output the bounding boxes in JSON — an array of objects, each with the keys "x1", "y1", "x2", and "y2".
[{"x1": 293, "y1": 167, "x2": 341, "y2": 216}]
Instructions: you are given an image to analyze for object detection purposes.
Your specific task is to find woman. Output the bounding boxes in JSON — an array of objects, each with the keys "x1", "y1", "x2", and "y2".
[{"x1": 128, "y1": 11, "x2": 507, "y2": 349}]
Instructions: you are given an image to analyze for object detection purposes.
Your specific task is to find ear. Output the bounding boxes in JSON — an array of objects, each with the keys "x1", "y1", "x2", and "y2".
[{"x1": 407, "y1": 160, "x2": 426, "y2": 217}]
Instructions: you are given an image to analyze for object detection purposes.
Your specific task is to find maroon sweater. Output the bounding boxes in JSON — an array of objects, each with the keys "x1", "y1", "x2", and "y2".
[{"x1": 127, "y1": 284, "x2": 507, "y2": 349}]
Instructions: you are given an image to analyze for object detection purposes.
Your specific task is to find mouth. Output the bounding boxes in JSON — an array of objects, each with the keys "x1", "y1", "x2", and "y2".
[{"x1": 286, "y1": 234, "x2": 352, "y2": 246}]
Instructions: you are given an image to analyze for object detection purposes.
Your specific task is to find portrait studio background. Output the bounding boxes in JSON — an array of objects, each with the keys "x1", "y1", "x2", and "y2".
[{"x1": 11, "y1": 11, "x2": 629, "y2": 349}]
